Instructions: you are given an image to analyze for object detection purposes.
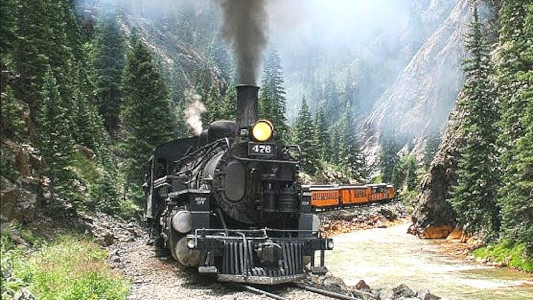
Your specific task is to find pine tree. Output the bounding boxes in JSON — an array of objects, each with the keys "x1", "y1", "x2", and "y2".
[
  {"x1": 259, "y1": 49, "x2": 289, "y2": 140},
  {"x1": 220, "y1": 83, "x2": 237, "y2": 120},
  {"x1": 380, "y1": 132, "x2": 401, "y2": 184},
  {"x1": 0, "y1": 0, "x2": 17, "y2": 75},
  {"x1": 313, "y1": 106, "x2": 329, "y2": 161},
  {"x1": 93, "y1": 11, "x2": 126, "y2": 134},
  {"x1": 38, "y1": 67, "x2": 76, "y2": 205},
  {"x1": 329, "y1": 126, "x2": 341, "y2": 164},
  {"x1": 120, "y1": 40, "x2": 176, "y2": 203},
  {"x1": 292, "y1": 96, "x2": 318, "y2": 174},
  {"x1": 497, "y1": 1, "x2": 533, "y2": 246},
  {"x1": 323, "y1": 75, "x2": 339, "y2": 124},
  {"x1": 1, "y1": 86, "x2": 25, "y2": 140},
  {"x1": 12, "y1": 0, "x2": 53, "y2": 113},
  {"x1": 337, "y1": 100, "x2": 365, "y2": 181},
  {"x1": 449, "y1": 6, "x2": 500, "y2": 235}
]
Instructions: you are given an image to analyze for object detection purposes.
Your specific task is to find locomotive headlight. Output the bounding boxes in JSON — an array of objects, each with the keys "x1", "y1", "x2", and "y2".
[{"x1": 251, "y1": 119, "x2": 274, "y2": 142}]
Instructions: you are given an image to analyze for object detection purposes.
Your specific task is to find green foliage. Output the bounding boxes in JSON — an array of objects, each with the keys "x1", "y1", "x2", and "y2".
[
  {"x1": 292, "y1": 96, "x2": 318, "y2": 174},
  {"x1": 323, "y1": 75, "x2": 340, "y2": 123},
  {"x1": 496, "y1": 1, "x2": 533, "y2": 250},
  {"x1": 93, "y1": 12, "x2": 126, "y2": 134},
  {"x1": 313, "y1": 107, "x2": 329, "y2": 161},
  {"x1": 72, "y1": 150, "x2": 100, "y2": 184},
  {"x1": 380, "y1": 132, "x2": 402, "y2": 184},
  {"x1": 5, "y1": 234, "x2": 129, "y2": 300},
  {"x1": 120, "y1": 40, "x2": 176, "y2": 204},
  {"x1": 259, "y1": 49, "x2": 289, "y2": 140},
  {"x1": 202, "y1": 85, "x2": 224, "y2": 124},
  {"x1": 449, "y1": 6, "x2": 500, "y2": 235},
  {"x1": 38, "y1": 67, "x2": 78, "y2": 205},
  {"x1": 0, "y1": 87, "x2": 25, "y2": 140},
  {"x1": 1, "y1": 225, "x2": 26, "y2": 299},
  {"x1": 337, "y1": 101, "x2": 366, "y2": 181},
  {"x1": 474, "y1": 240, "x2": 533, "y2": 272},
  {"x1": 392, "y1": 155, "x2": 419, "y2": 193}
]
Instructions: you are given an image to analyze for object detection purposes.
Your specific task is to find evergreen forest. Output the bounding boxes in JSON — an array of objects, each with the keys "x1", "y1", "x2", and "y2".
[{"x1": 0, "y1": 0, "x2": 531, "y2": 298}]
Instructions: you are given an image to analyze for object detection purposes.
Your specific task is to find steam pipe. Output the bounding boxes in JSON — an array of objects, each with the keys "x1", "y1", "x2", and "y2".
[{"x1": 236, "y1": 84, "x2": 259, "y2": 128}]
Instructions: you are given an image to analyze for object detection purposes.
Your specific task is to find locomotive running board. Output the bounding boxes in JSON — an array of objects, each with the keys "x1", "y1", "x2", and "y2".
[{"x1": 218, "y1": 274, "x2": 305, "y2": 285}]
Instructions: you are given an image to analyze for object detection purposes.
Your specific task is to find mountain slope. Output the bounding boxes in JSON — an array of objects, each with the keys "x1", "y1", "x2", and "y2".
[{"x1": 362, "y1": 0, "x2": 471, "y2": 166}]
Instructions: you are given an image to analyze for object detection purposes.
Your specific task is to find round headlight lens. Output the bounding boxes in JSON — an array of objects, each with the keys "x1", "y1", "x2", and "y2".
[{"x1": 251, "y1": 120, "x2": 273, "y2": 142}]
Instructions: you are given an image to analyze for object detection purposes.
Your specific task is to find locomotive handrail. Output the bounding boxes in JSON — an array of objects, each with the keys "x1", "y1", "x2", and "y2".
[
  {"x1": 192, "y1": 227, "x2": 323, "y2": 238},
  {"x1": 223, "y1": 138, "x2": 300, "y2": 165}
]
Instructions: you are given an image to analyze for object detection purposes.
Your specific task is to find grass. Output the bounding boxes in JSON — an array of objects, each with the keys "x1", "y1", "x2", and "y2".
[
  {"x1": 1, "y1": 224, "x2": 129, "y2": 299},
  {"x1": 473, "y1": 239, "x2": 533, "y2": 272}
]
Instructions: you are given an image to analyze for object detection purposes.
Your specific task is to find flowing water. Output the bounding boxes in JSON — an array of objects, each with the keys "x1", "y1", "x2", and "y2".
[{"x1": 326, "y1": 223, "x2": 533, "y2": 300}]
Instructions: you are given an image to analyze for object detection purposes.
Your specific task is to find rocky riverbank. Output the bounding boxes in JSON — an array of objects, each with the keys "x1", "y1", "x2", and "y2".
[
  {"x1": 74, "y1": 204, "x2": 444, "y2": 300},
  {"x1": 319, "y1": 201, "x2": 409, "y2": 235}
]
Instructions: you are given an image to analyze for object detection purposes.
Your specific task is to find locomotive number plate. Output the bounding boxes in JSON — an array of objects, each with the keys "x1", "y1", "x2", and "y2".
[{"x1": 248, "y1": 143, "x2": 275, "y2": 156}]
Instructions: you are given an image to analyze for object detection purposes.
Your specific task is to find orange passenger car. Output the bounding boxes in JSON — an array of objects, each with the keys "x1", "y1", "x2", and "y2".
[
  {"x1": 368, "y1": 184, "x2": 389, "y2": 202},
  {"x1": 339, "y1": 185, "x2": 371, "y2": 206},
  {"x1": 309, "y1": 186, "x2": 340, "y2": 209},
  {"x1": 386, "y1": 184, "x2": 395, "y2": 200}
]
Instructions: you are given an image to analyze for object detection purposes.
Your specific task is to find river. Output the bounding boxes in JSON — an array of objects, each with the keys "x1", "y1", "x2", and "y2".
[{"x1": 326, "y1": 222, "x2": 533, "y2": 300}]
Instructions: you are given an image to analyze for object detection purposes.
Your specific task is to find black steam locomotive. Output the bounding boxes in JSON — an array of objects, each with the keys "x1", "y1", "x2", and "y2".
[{"x1": 144, "y1": 85, "x2": 333, "y2": 284}]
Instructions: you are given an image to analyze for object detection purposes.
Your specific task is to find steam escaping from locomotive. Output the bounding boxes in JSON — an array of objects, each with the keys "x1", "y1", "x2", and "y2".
[
  {"x1": 184, "y1": 92, "x2": 206, "y2": 136},
  {"x1": 219, "y1": 0, "x2": 267, "y2": 85}
]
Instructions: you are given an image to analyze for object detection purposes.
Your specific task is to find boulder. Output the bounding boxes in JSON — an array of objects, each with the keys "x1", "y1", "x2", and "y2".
[
  {"x1": 1, "y1": 178, "x2": 37, "y2": 222},
  {"x1": 355, "y1": 279, "x2": 372, "y2": 293},
  {"x1": 446, "y1": 226, "x2": 463, "y2": 240},
  {"x1": 417, "y1": 289, "x2": 441, "y2": 300},
  {"x1": 392, "y1": 284, "x2": 416, "y2": 299},
  {"x1": 409, "y1": 102, "x2": 466, "y2": 239}
]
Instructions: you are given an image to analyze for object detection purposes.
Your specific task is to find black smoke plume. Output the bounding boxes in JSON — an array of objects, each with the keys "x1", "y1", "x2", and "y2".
[{"x1": 219, "y1": 0, "x2": 267, "y2": 85}]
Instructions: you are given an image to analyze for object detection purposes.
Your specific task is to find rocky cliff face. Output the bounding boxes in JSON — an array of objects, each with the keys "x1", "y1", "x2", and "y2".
[
  {"x1": 407, "y1": 96, "x2": 465, "y2": 238},
  {"x1": 362, "y1": 0, "x2": 471, "y2": 167},
  {"x1": 121, "y1": 14, "x2": 228, "y2": 93}
]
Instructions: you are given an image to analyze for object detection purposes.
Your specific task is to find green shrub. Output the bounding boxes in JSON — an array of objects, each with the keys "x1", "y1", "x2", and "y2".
[
  {"x1": 3, "y1": 232, "x2": 129, "y2": 300},
  {"x1": 474, "y1": 240, "x2": 533, "y2": 272}
]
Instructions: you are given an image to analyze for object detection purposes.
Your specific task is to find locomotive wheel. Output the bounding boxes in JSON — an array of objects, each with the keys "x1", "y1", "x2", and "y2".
[{"x1": 168, "y1": 226, "x2": 181, "y2": 261}]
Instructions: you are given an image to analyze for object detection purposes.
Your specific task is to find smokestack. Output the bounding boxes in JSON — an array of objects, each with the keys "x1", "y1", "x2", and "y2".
[{"x1": 236, "y1": 84, "x2": 259, "y2": 128}]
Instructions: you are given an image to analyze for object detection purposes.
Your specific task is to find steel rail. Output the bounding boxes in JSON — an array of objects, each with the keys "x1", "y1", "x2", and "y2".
[
  {"x1": 238, "y1": 284, "x2": 288, "y2": 300},
  {"x1": 293, "y1": 283, "x2": 361, "y2": 300}
]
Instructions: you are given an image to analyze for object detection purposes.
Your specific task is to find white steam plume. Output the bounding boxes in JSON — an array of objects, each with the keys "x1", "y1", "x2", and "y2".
[{"x1": 184, "y1": 92, "x2": 207, "y2": 136}]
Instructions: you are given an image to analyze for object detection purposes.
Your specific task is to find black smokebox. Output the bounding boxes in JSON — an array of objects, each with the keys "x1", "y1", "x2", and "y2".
[{"x1": 236, "y1": 84, "x2": 259, "y2": 128}]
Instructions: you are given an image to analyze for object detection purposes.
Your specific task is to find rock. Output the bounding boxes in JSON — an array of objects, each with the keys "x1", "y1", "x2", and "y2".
[
  {"x1": 322, "y1": 275, "x2": 349, "y2": 294},
  {"x1": 1, "y1": 178, "x2": 37, "y2": 222},
  {"x1": 379, "y1": 289, "x2": 395, "y2": 300},
  {"x1": 417, "y1": 289, "x2": 441, "y2": 300},
  {"x1": 417, "y1": 225, "x2": 455, "y2": 239},
  {"x1": 379, "y1": 208, "x2": 396, "y2": 220},
  {"x1": 100, "y1": 229, "x2": 116, "y2": 246},
  {"x1": 355, "y1": 280, "x2": 371, "y2": 293},
  {"x1": 392, "y1": 284, "x2": 416, "y2": 299},
  {"x1": 75, "y1": 144, "x2": 96, "y2": 161},
  {"x1": 446, "y1": 226, "x2": 463, "y2": 240},
  {"x1": 409, "y1": 101, "x2": 466, "y2": 238},
  {"x1": 14, "y1": 288, "x2": 35, "y2": 300}
]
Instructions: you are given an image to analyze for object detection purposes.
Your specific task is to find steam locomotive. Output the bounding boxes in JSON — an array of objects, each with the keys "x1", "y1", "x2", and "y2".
[{"x1": 144, "y1": 85, "x2": 333, "y2": 284}]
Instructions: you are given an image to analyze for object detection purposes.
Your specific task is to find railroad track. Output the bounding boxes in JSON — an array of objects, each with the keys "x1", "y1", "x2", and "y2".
[{"x1": 236, "y1": 282, "x2": 370, "y2": 300}]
